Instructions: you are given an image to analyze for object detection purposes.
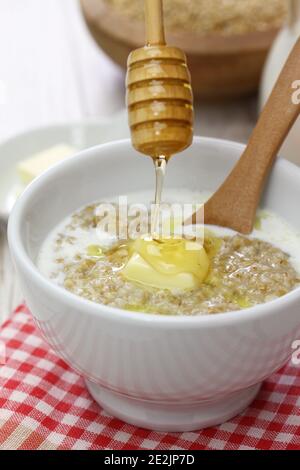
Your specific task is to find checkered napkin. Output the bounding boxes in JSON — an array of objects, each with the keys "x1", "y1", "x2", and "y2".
[{"x1": 0, "y1": 306, "x2": 299, "y2": 450}]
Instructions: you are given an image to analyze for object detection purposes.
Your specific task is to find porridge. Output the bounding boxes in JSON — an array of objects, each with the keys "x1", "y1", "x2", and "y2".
[
  {"x1": 106, "y1": 0, "x2": 287, "y2": 35},
  {"x1": 37, "y1": 190, "x2": 300, "y2": 316}
]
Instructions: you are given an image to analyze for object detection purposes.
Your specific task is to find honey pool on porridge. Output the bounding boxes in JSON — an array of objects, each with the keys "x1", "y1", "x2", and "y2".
[{"x1": 37, "y1": 190, "x2": 300, "y2": 316}]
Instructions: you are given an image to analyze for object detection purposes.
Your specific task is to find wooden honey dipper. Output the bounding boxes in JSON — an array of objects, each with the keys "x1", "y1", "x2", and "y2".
[{"x1": 126, "y1": 0, "x2": 194, "y2": 161}]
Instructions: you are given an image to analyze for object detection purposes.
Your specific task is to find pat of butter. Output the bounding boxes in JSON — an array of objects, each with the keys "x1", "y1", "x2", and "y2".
[
  {"x1": 18, "y1": 144, "x2": 78, "y2": 184},
  {"x1": 123, "y1": 252, "x2": 199, "y2": 290},
  {"x1": 122, "y1": 237, "x2": 210, "y2": 290}
]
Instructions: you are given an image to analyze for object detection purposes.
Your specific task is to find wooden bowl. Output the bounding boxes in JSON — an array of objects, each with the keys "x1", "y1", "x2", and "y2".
[{"x1": 80, "y1": 0, "x2": 279, "y2": 100}]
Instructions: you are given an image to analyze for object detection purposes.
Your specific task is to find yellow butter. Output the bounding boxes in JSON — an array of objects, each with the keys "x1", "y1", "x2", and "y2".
[
  {"x1": 18, "y1": 144, "x2": 78, "y2": 185},
  {"x1": 122, "y1": 252, "x2": 200, "y2": 290},
  {"x1": 122, "y1": 237, "x2": 210, "y2": 290}
]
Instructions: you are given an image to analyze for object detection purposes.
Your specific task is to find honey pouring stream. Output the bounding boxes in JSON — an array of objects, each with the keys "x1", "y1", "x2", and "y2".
[{"x1": 152, "y1": 156, "x2": 167, "y2": 239}]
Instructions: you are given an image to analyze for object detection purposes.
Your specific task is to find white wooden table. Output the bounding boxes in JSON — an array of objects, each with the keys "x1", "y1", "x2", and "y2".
[{"x1": 0, "y1": 0, "x2": 257, "y2": 324}]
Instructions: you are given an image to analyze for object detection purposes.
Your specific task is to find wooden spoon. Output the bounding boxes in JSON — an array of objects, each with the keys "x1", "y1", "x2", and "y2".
[{"x1": 188, "y1": 37, "x2": 300, "y2": 234}]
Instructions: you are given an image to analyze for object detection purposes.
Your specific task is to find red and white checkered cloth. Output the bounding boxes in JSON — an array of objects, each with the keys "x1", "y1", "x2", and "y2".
[{"x1": 0, "y1": 305, "x2": 299, "y2": 450}]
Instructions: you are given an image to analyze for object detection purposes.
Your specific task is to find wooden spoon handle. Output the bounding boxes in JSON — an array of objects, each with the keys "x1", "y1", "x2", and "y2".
[
  {"x1": 145, "y1": 0, "x2": 166, "y2": 46},
  {"x1": 201, "y1": 36, "x2": 300, "y2": 234},
  {"x1": 252, "y1": 37, "x2": 300, "y2": 159}
]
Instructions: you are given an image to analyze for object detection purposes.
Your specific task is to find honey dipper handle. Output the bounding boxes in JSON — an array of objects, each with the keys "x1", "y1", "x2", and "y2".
[
  {"x1": 199, "y1": 37, "x2": 300, "y2": 234},
  {"x1": 145, "y1": 0, "x2": 166, "y2": 45}
]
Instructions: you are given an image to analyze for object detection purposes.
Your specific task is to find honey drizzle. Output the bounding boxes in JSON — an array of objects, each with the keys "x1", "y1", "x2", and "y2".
[{"x1": 152, "y1": 155, "x2": 167, "y2": 238}]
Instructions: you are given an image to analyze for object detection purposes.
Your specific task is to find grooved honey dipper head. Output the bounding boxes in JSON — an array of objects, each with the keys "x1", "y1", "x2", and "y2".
[{"x1": 126, "y1": 45, "x2": 194, "y2": 159}]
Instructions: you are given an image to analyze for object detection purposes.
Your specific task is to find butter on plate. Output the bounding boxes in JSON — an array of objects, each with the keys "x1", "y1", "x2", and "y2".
[{"x1": 17, "y1": 144, "x2": 78, "y2": 185}]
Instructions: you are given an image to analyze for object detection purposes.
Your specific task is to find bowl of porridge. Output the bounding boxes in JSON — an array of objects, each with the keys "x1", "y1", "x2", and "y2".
[
  {"x1": 81, "y1": 0, "x2": 287, "y2": 98},
  {"x1": 8, "y1": 138, "x2": 300, "y2": 431}
]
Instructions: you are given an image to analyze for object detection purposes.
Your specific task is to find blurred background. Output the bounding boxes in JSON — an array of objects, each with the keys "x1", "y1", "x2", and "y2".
[
  {"x1": 1, "y1": 0, "x2": 297, "y2": 145},
  {"x1": 0, "y1": 0, "x2": 300, "y2": 320}
]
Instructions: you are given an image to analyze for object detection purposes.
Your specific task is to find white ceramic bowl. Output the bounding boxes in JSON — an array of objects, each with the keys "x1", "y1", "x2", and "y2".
[{"x1": 8, "y1": 138, "x2": 300, "y2": 432}]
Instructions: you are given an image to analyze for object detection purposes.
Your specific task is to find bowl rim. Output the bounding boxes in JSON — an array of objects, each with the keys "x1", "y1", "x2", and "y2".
[{"x1": 8, "y1": 136, "x2": 300, "y2": 329}]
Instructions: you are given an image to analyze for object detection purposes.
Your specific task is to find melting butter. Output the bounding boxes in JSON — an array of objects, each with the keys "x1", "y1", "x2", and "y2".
[{"x1": 122, "y1": 237, "x2": 210, "y2": 290}]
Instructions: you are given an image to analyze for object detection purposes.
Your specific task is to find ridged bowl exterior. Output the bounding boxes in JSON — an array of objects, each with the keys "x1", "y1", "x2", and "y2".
[{"x1": 8, "y1": 138, "x2": 300, "y2": 413}]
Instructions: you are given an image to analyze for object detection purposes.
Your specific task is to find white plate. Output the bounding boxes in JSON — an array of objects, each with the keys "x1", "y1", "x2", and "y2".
[{"x1": 0, "y1": 112, "x2": 129, "y2": 225}]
